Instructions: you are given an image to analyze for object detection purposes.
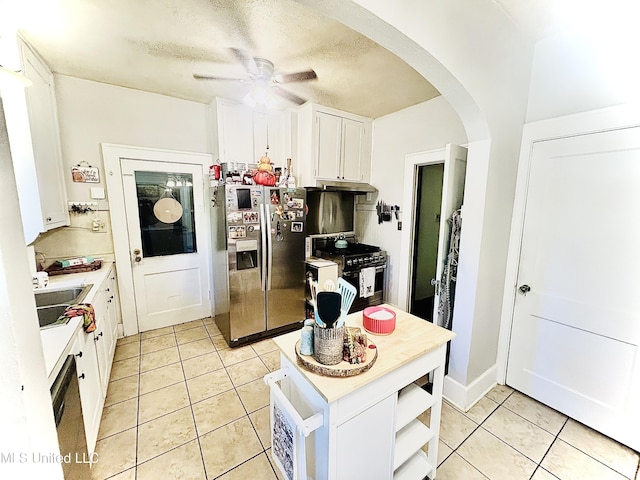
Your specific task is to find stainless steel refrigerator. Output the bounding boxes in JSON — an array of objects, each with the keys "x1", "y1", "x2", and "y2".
[{"x1": 211, "y1": 184, "x2": 307, "y2": 347}]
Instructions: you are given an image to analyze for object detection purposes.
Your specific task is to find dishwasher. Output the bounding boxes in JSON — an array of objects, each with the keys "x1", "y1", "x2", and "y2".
[{"x1": 50, "y1": 355, "x2": 91, "y2": 479}]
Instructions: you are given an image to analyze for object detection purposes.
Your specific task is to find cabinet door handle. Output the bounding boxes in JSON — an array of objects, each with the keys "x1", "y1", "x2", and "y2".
[
  {"x1": 78, "y1": 373, "x2": 85, "y2": 380},
  {"x1": 76, "y1": 351, "x2": 83, "y2": 358}
]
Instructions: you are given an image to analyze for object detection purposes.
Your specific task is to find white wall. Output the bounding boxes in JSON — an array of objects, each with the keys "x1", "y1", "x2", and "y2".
[
  {"x1": 55, "y1": 75, "x2": 211, "y2": 202},
  {"x1": 33, "y1": 76, "x2": 212, "y2": 262},
  {"x1": 358, "y1": 97, "x2": 467, "y2": 306},
  {"x1": 526, "y1": 30, "x2": 640, "y2": 123}
]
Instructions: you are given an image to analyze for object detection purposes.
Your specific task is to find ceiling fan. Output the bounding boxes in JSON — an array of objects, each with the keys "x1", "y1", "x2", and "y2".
[{"x1": 194, "y1": 48, "x2": 317, "y2": 106}]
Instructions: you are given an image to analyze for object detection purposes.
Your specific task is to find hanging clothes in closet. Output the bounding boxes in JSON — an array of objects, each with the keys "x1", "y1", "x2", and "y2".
[{"x1": 438, "y1": 209, "x2": 462, "y2": 330}]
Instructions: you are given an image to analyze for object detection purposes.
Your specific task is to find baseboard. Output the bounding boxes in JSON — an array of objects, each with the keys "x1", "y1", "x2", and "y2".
[{"x1": 443, "y1": 364, "x2": 498, "y2": 412}]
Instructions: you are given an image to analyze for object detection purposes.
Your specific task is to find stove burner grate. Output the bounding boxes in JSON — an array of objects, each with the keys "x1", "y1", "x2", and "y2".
[{"x1": 316, "y1": 242, "x2": 381, "y2": 256}]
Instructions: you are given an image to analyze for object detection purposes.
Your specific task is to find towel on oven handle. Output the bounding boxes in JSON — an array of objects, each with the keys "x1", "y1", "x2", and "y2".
[{"x1": 359, "y1": 266, "x2": 376, "y2": 298}]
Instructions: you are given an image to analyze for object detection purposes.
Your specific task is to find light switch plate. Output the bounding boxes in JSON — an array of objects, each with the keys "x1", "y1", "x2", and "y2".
[{"x1": 90, "y1": 187, "x2": 105, "y2": 199}]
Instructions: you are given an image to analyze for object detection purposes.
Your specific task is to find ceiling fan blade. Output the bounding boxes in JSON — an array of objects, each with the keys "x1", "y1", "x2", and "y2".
[
  {"x1": 272, "y1": 85, "x2": 307, "y2": 105},
  {"x1": 193, "y1": 73, "x2": 246, "y2": 82},
  {"x1": 274, "y1": 69, "x2": 317, "y2": 84},
  {"x1": 229, "y1": 47, "x2": 258, "y2": 75}
]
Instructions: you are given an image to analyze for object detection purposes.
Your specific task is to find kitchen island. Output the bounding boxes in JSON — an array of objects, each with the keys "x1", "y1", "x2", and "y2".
[{"x1": 267, "y1": 304, "x2": 455, "y2": 480}]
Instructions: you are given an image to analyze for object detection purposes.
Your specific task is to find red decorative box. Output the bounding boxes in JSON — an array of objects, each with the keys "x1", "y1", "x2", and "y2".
[{"x1": 363, "y1": 306, "x2": 396, "y2": 335}]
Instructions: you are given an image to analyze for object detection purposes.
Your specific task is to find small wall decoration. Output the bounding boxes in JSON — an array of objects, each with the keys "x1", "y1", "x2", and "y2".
[{"x1": 71, "y1": 162, "x2": 100, "y2": 183}]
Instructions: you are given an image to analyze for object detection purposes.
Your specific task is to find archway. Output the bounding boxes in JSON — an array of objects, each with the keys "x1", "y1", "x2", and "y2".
[{"x1": 295, "y1": 0, "x2": 533, "y2": 409}]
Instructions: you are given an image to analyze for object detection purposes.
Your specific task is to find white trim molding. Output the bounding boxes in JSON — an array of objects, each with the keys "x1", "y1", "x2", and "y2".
[
  {"x1": 443, "y1": 365, "x2": 498, "y2": 412},
  {"x1": 397, "y1": 148, "x2": 447, "y2": 310}
]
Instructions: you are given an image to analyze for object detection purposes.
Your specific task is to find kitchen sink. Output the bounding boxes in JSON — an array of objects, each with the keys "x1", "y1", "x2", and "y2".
[
  {"x1": 37, "y1": 304, "x2": 73, "y2": 329},
  {"x1": 34, "y1": 285, "x2": 92, "y2": 308},
  {"x1": 34, "y1": 284, "x2": 93, "y2": 329}
]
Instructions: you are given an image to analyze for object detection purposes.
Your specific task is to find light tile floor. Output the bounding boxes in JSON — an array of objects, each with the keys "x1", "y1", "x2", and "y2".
[{"x1": 92, "y1": 318, "x2": 640, "y2": 480}]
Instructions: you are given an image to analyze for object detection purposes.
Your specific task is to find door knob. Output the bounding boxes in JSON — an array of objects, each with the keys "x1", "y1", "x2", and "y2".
[
  {"x1": 133, "y1": 248, "x2": 142, "y2": 263},
  {"x1": 518, "y1": 284, "x2": 531, "y2": 295}
]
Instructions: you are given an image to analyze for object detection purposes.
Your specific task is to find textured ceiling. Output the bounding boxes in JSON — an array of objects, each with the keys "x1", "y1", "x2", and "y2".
[
  {"x1": 12, "y1": 0, "x2": 559, "y2": 119},
  {"x1": 15, "y1": 0, "x2": 442, "y2": 118}
]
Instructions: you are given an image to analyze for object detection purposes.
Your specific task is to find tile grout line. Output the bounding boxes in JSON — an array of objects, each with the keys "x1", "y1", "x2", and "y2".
[
  {"x1": 197, "y1": 326, "x2": 277, "y2": 478},
  {"x1": 468, "y1": 389, "x2": 637, "y2": 480},
  {"x1": 134, "y1": 333, "x2": 141, "y2": 480},
  {"x1": 441, "y1": 389, "x2": 516, "y2": 479},
  {"x1": 175, "y1": 319, "x2": 213, "y2": 480},
  {"x1": 110, "y1": 323, "x2": 332, "y2": 479}
]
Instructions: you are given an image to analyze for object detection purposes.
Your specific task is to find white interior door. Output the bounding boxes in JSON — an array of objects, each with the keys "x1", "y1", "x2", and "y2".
[
  {"x1": 506, "y1": 127, "x2": 640, "y2": 451},
  {"x1": 121, "y1": 159, "x2": 210, "y2": 332},
  {"x1": 432, "y1": 145, "x2": 467, "y2": 324}
]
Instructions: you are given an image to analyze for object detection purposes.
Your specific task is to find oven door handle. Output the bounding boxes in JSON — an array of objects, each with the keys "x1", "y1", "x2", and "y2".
[{"x1": 342, "y1": 265, "x2": 386, "y2": 278}]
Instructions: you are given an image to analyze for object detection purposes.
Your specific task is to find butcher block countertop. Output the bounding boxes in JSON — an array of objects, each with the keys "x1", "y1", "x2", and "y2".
[{"x1": 273, "y1": 304, "x2": 455, "y2": 403}]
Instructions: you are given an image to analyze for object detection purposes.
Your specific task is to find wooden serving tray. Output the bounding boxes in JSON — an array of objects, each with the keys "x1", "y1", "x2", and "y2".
[
  {"x1": 46, "y1": 260, "x2": 103, "y2": 276},
  {"x1": 295, "y1": 340, "x2": 378, "y2": 377}
]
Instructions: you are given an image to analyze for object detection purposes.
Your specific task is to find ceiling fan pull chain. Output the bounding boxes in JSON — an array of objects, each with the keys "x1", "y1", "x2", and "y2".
[{"x1": 266, "y1": 116, "x2": 270, "y2": 153}]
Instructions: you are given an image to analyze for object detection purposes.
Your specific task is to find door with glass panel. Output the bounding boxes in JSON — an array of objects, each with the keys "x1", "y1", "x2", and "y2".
[{"x1": 121, "y1": 159, "x2": 210, "y2": 331}]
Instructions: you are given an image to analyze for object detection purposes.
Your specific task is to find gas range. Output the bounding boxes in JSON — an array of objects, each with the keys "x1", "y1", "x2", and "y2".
[{"x1": 314, "y1": 242, "x2": 387, "y2": 274}]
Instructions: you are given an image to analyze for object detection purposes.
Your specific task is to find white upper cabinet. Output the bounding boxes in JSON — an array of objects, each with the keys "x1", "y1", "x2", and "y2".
[
  {"x1": 296, "y1": 104, "x2": 372, "y2": 187},
  {"x1": 2, "y1": 36, "x2": 69, "y2": 243},
  {"x1": 341, "y1": 117, "x2": 371, "y2": 182},
  {"x1": 315, "y1": 111, "x2": 342, "y2": 179},
  {"x1": 214, "y1": 98, "x2": 291, "y2": 169}
]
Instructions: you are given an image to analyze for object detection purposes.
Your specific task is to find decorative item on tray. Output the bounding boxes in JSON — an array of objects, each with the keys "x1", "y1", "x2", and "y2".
[
  {"x1": 363, "y1": 306, "x2": 396, "y2": 335},
  {"x1": 45, "y1": 257, "x2": 103, "y2": 276},
  {"x1": 344, "y1": 327, "x2": 367, "y2": 364}
]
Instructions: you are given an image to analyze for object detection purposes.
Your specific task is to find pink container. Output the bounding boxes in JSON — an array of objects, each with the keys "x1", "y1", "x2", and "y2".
[{"x1": 363, "y1": 306, "x2": 396, "y2": 335}]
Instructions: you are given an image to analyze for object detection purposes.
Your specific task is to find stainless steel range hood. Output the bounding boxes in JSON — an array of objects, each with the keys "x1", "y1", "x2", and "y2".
[{"x1": 311, "y1": 180, "x2": 377, "y2": 194}]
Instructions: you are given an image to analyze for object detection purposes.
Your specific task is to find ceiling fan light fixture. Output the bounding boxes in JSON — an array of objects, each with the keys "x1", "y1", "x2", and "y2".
[{"x1": 243, "y1": 85, "x2": 278, "y2": 110}]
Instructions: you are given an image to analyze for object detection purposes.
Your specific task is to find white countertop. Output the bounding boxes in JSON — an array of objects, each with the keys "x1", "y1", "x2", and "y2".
[{"x1": 39, "y1": 261, "x2": 114, "y2": 385}]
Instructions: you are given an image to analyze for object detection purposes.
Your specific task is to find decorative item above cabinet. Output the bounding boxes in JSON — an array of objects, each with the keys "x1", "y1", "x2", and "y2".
[
  {"x1": 2, "y1": 35, "x2": 69, "y2": 244},
  {"x1": 295, "y1": 103, "x2": 372, "y2": 188}
]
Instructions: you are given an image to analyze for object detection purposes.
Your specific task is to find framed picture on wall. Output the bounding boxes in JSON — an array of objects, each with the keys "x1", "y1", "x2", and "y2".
[{"x1": 71, "y1": 164, "x2": 100, "y2": 183}]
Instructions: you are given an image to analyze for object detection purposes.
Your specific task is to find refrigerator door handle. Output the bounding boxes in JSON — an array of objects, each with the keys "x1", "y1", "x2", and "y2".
[
  {"x1": 260, "y1": 203, "x2": 267, "y2": 291},
  {"x1": 266, "y1": 207, "x2": 273, "y2": 291}
]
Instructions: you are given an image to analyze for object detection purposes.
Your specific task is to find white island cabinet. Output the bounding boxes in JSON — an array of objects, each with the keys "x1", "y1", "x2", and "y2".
[{"x1": 267, "y1": 305, "x2": 454, "y2": 480}]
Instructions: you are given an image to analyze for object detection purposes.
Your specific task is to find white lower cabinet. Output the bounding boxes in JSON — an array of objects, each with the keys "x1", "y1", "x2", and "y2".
[
  {"x1": 93, "y1": 271, "x2": 118, "y2": 395},
  {"x1": 74, "y1": 328, "x2": 103, "y2": 457},
  {"x1": 74, "y1": 265, "x2": 121, "y2": 455}
]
